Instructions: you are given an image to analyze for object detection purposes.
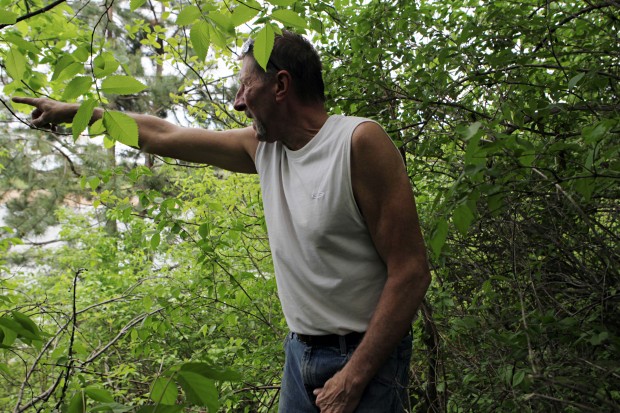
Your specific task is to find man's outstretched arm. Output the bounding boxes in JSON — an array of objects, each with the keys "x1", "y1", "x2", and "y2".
[
  {"x1": 11, "y1": 96, "x2": 258, "y2": 174},
  {"x1": 314, "y1": 121, "x2": 431, "y2": 412}
]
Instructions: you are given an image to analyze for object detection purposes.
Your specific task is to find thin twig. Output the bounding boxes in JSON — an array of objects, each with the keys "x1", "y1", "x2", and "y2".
[{"x1": 0, "y1": 0, "x2": 67, "y2": 29}]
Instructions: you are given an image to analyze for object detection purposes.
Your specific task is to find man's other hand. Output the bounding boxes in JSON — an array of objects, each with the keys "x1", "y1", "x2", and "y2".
[{"x1": 313, "y1": 369, "x2": 364, "y2": 413}]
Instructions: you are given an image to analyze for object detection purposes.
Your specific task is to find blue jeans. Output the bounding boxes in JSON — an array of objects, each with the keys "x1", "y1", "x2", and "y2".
[{"x1": 278, "y1": 332, "x2": 413, "y2": 412}]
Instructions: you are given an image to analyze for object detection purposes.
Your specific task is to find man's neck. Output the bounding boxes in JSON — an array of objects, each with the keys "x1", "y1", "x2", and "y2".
[{"x1": 280, "y1": 108, "x2": 330, "y2": 151}]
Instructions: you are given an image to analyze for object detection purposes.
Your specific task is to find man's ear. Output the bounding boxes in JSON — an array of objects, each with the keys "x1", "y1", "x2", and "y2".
[{"x1": 274, "y1": 70, "x2": 292, "y2": 102}]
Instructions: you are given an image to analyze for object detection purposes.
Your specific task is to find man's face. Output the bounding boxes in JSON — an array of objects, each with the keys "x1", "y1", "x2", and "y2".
[{"x1": 233, "y1": 56, "x2": 275, "y2": 142}]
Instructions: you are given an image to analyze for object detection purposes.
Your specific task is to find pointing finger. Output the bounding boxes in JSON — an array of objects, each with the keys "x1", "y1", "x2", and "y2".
[{"x1": 12, "y1": 96, "x2": 40, "y2": 106}]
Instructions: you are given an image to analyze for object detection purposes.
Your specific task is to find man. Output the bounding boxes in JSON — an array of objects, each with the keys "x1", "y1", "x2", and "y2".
[{"x1": 13, "y1": 31, "x2": 431, "y2": 413}]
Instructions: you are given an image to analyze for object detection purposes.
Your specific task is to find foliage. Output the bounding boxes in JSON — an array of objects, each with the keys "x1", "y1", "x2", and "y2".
[
  {"x1": 1, "y1": 0, "x2": 619, "y2": 412},
  {"x1": 321, "y1": 0, "x2": 619, "y2": 411}
]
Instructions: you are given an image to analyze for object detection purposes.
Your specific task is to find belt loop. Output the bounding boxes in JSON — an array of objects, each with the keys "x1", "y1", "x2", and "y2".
[{"x1": 338, "y1": 335, "x2": 346, "y2": 356}]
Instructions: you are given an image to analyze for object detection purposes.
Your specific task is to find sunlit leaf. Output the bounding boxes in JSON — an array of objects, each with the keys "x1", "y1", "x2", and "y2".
[
  {"x1": 190, "y1": 21, "x2": 210, "y2": 61},
  {"x1": 176, "y1": 5, "x2": 201, "y2": 25},
  {"x1": 88, "y1": 176, "x2": 100, "y2": 191},
  {"x1": 62, "y1": 76, "x2": 93, "y2": 101},
  {"x1": 253, "y1": 24, "x2": 274, "y2": 71},
  {"x1": 150, "y1": 232, "x2": 161, "y2": 249},
  {"x1": 270, "y1": 9, "x2": 307, "y2": 28},
  {"x1": 101, "y1": 76, "x2": 147, "y2": 95},
  {"x1": 231, "y1": 3, "x2": 260, "y2": 27},
  {"x1": 103, "y1": 111, "x2": 139, "y2": 148},
  {"x1": 0, "y1": 316, "x2": 39, "y2": 340},
  {"x1": 0, "y1": 10, "x2": 18, "y2": 25},
  {"x1": 266, "y1": 0, "x2": 296, "y2": 6},
  {"x1": 5, "y1": 32, "x2": 39, "y2": 54},
  {"x1": 72, "y1": 46, "x2": 90, "y2": 63},
  {"x1": 93, "y1": 53, "x2": 120, "y2": 78},
  {"x1": 209, "y1": 12, "x2": 234, "y2": 34},
  {"x1": 51, "y1": 55, "x2": 77, "y2": 81},
  {"x1": 72, "y1": 99, "x2": 97, "y2": 140},
  {"x1": 11, "y1": 311, "x2": 41, "y2": 337},
  {"x1": 89, "y1": 118, "x2": 106, "y2": 136},
  {"x1": 130, "y1": 0, "x2": 146, "y2": 11},
  {"x1": 5, "y1": 47, "x2": 26, "y2": 81}
]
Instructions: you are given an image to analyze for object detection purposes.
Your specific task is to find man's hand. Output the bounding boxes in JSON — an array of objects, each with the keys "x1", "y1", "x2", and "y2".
[
  {"x1": 12, "y1": 96, "x2": 79, "y2": 128},
  {"x1": 313, "y1": 369, "x2": 365, "y2": 413}
]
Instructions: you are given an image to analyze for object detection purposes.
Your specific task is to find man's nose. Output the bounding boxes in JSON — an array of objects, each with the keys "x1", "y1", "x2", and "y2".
[{"x1": 233, "y1": 88, "x2": 246, "y2": 112}]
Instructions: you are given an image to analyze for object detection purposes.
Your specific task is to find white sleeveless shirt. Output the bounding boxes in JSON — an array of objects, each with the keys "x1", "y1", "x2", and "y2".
[{"x1": 255, "y1": 115, "x2": 387, "y2": 335}]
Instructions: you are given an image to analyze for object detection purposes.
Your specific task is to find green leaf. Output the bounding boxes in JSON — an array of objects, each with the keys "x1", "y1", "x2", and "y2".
[
  {"x1": 89, "y1": 118, "x2": 106, "y2": 136},
  {"x1": 574, "y1": 178, "x2": 596, "y2": 202},
  {"x1": 0, "y1": 325, "x2": 17, "y2": 347},
  {"x1": 567, "y1": 72, "x2": 584, "y2": 90},
  {"x1": 88, "y1": 176, "x2": 100, "y2": 191},
  {"x1": 72, "y1": 46, "x2": 90, "y2": 63},
  {"x1": 582, "y1": 121, "x2": 611, "y2": 144},
  {"x1": 190, "y1": 21, "x2": 210, "y2": 61},
  {"x1": 176, "y1": 371, "x2": 219, "y2": 410},
  {"x1": 101, "y1": 75, "x2": 147, "y2": 95},
  {"x1": 62, "y1": 76, "x2": 93, "y2": 101},
  {"x1": 512, "y1": 370, "x2": 525, "y2": 387},
  {"x1": 266, "y1": 0, "x2": 296, "y2": 6},
  {"x1": 231, "y1": 3, "x2": 260, "y2": 27},
  {"x1": 198, "y1": 223, "x2": 210, "y2": 239},
  {"x1": 209, "y1": 25, "x2": 227, "y2": 49},
  {"x1": 209, "y1": 12, "x2": 234, "y2": 34},
  {"x1": 270, "y1": 9, "x2": 307, "y2": 29},
  {"x1": 93, "y1": 53, "x2": 120, "y2": 78},
  {"x1": 72, "y1": 99, "x2": 97, "y2": 140},
  {"x1": 135, "y1": 405, "x2": 184, "y2": 413},
  {"x1": 518, "y1": 152, "x2": 535, "y2": 167},
  {"x1": 102, "y1": 111, "x2": 139, "y2": 148},
  {"x1": 429, "y1": 219, "x2": 448, "y2": 258},
  {"x1": 130, "y1": 0, "x2": 146, "y2": 11},
  {"x1": 5, "y1": 47, "x2": 26, "y2": 81},
  {"x1": 0, "y1": 329, "x2": 8, "y2": 349},
  {"x1": 0, "y1": 316, "x2": 39, "y2": 340},
  {"x1": 452, "y1": 203, "x2": 474, "y2": 236},
  {"x1": 150, "y1": 377, "x2": 178, "y2": 405},
  {"x1": 0, "y1": 363, "x2": 11, "y2": 374},
  {"x1": 150, "y1": 232, "x2": 161, "y2": 249},
  {"x1": 176, "y1": 5, "x2": 201, "y2": 26},
  {"x1": 85, "y1": 387, "x2": 115, "y2": 403},
  {"x1": 464, "y1": 134, "x2": 485, "y2": 167},
  {"x1": 103, "y1": 136, "x2": 115, "y2": 149},
  {"x1": 5, "y1": 32, "x2": 39, "y2": 54},
  {"x1": 253, "y1": 24, "x2": 275, "y2": 71},
  {"x1": 487, "y1": 192, "x2": 504, "y2": 216},
  {"x1": 0, "y1": 10, "x2": 18, "y2": 25},
  {"x1": 12, "y1": 311, "x2": 41, "y2": 337},
  {"x1": 179, "y1": 362, "x2": 242, "y2": 381},
  {"x1": 91, "y1": 402, "x2": 133, "y2": 413},
  {"x1": 51, "y1": 55, "x2": 78, "y2": 81},
  {"x1": 67, "y1": 391, "x2": 85, "y2": 413},
  {"x1": 461, "y1": 121, "x2": 482, "y2": 141}
]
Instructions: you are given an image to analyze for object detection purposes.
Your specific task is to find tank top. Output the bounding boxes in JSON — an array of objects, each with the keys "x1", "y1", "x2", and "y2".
[{"x1": 255, "y1": 115, "x2": 387, "y2": 335}]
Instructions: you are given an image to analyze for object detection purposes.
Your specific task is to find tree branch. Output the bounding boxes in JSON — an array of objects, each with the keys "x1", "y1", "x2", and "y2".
[{"x1": 0, "y1": 0, "x2": 67, "y2": 30}]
